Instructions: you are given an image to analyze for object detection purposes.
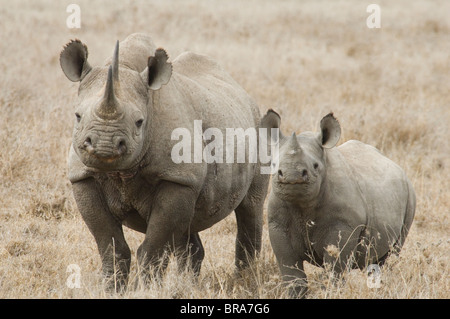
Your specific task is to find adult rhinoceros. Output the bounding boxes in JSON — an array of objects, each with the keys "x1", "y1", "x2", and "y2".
[
  {"x1": 60, "y1": 33, "x2": 269, "y2": 290},
  {"x1": 261, "y1": 110, "x2": 415, "y2": 298}
]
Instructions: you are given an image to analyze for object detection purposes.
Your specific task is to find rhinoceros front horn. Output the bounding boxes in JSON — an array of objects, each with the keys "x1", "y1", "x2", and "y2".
[
  {"x1": 111, "y1": 40, "x2": 119, "y2": 82},
  {"x1": 96, "y1": 41, "x2": 120, "y2": 119}
]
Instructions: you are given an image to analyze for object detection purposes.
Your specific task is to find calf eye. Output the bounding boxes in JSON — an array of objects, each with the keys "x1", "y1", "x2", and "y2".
[
  {"x1": 75, "y1": 113, "x2": 81, "y2": 123},
  {"x1": 313, "y1": 163, "x2": 319, "y2": 170},
  {"x1": 135, "y1": 119, "x2": 144, "y2": 128}
]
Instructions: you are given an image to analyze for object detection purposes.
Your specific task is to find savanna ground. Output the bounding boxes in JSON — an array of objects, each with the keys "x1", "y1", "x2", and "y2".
[{"x1": 0, "y1": 0, "x2": 448, "y2": 299}]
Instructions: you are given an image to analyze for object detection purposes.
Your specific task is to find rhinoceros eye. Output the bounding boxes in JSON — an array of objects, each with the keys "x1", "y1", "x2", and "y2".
[
  {"x1": 135, "y1": 119, "x2": 144, "y2": 128},
  {"x1": 313, "y1": 163, "x2": 319, "y2": 170},
  {"x1": 75, "y1": 112, "x2": 81, "y2": 123}
]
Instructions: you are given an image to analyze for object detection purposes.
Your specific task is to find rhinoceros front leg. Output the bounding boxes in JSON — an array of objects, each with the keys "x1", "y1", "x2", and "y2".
[
  {"x1": 137, "y1": 181, "x2": 196, "y2": 281},
  {"x1": 174, "y1": 232, "x2": 205, "y2": 276},
  {"x1": 72, "y1": 178, "x2": 131, "y2": 292}
]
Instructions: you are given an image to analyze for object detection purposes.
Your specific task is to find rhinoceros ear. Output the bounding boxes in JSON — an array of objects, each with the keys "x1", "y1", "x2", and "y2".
[
  {"x1": 141, "y1": 48, "x2": 172, "y2": 90},
  {"x1": 260, "y1": 109, "x2": 283, "y2": 144},
  {"x1": 319, "y1": 112, "x2": 341, "y2": 149},
  {"x1": 60, "y1": 39, "x2": 92, "y2": 82}
]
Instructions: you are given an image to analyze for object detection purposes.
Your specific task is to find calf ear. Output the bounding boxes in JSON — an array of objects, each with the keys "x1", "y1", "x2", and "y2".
[
  {"x1": 319, "y1": 113, "x2": 341, "y2": 148},
  {"x1": 60, "y1": 39, "x2": 92, "y2": 82},
  {"x1": 142, "y1": 48, "x2": 173, "y2": 90},
  {"x1": 260, "y1": 109, "x2": 283, "y2": 144}
]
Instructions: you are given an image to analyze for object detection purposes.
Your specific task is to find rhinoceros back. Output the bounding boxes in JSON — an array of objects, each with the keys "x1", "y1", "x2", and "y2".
[{"x1": 171, "y1": 51, "x2": 260, "y2": 130}]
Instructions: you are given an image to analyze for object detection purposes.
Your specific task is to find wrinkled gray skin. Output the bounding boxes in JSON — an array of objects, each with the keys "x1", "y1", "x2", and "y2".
[
  {"x1": 60, "y1": 33, "x2": 269, "y2": 291},
  {"x1": 262, "y1": 110, "x2": 415, "y2": 298}
]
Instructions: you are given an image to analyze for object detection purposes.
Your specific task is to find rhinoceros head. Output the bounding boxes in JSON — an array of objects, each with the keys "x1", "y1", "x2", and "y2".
[
  {"x1": 261, "y1": 111, "x2": 341, "y2": 204},
  {"x1": 60, "y1": 39, "x2": 172, "y2": 171}
]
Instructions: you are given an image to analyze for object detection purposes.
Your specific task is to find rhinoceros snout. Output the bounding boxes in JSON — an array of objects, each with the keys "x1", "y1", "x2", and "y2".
[
  {"x1": 82, "y1": 135, "x2": 127, "y2": 162},
  {"x1": 277, "y1": 168, "x2": 309, "y2": 184}
]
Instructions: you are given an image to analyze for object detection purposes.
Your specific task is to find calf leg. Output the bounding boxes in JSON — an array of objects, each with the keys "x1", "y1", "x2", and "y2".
[
  {"x1": 269, "y1": 223, "x2": 308, "y2": 298},
  {"x1": 320, "y1": 225, "x2": 361, "y2": 282},
  {"x1": 394, "y1": 183, "x2": 416, "y2": 254}
]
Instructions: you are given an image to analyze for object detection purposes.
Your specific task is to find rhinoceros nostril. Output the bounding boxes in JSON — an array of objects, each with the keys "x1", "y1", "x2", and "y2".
[
  {"x1": 83, "y1": 137, "x2": 94, "y2": 154},
  {"x1": 84, "y1": 137, "x2": 92, "y2": 145},
  {"x1": 117, "y1": 139, "x2": 127, "y2": 155},
  {"x1": 301, "y1": 169, "x2": 308, "y2": 181},
  {"x1": 278, "y1": 169, "x2": 283, "y2": 177}
]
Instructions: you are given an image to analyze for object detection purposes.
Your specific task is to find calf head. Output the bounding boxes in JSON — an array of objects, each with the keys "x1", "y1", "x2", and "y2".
[
  {"x1": 262, "y1": 111, "x2": 341, "y2": 204},
  {"x1": 60, "y1": 39, "x2": 172, "y2": 171}
]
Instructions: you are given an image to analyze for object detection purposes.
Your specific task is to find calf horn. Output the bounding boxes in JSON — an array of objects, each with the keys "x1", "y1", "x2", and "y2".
[{"x1": 287, "y1": 132, "x2": 302, "y2": 154}]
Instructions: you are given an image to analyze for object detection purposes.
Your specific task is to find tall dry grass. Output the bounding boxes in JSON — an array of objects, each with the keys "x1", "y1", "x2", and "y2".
[{"x1": 0, "y1": 0, "x2": 448, "y2": 298}]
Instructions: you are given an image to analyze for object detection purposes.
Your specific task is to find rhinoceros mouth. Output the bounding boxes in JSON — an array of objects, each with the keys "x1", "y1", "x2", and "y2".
[
  {"x1": 277, "y1": 180, "x2": 311, "y2": 187},
  {"x1": 94, "y1": 154, "x2": 121, "y2": 163},
  {"x1": 277, "y1": 175, "x2": 310, "y2": 185},
  {"x1": 278, "y1": 180, "x2": 306, "y2": 185},
  {"x1": 82, "y1": 142, "x2": 125, "y2": 164}
]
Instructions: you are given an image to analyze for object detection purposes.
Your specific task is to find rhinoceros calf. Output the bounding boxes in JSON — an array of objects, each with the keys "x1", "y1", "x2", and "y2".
[
  {"x1": 262, "y1": 110, "x2": 415, "y2": 298},
  {"x1": 60, "y1": 33, "x2": 269, "y2": 290}
]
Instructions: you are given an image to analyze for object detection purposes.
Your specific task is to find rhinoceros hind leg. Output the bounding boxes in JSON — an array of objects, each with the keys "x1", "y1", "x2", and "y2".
[{"x1": 234, "y1": 173, "x2": 268, "y2": 270}]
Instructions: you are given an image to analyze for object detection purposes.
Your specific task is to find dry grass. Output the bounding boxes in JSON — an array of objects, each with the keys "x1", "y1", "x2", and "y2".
[{"x1": 0, "y1": 0, "x2": 448, "y2": 298}]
